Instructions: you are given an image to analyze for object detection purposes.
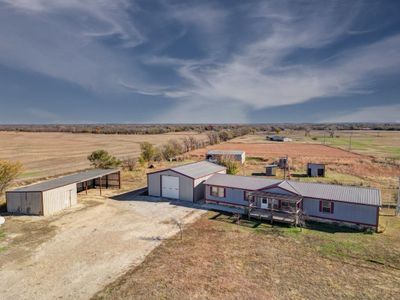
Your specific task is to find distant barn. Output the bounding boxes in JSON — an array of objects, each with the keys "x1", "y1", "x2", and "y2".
[
  {"x1": 206, "y1": 150, "x2": 246, "y2": 164},
  {"x1": 267, "y1": 135, "x2": 292, "y2": 142},
  {"x1": 307, "y1": 163, "x2": 326, "y2": 177}
]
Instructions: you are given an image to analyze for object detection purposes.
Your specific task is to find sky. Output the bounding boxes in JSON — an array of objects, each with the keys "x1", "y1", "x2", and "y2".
[{"x1": 0, "y1": 0, "x2": 399, "y2": 124}]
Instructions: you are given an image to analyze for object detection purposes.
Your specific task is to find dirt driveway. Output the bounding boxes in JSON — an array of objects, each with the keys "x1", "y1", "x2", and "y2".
[{"x1": 0, "y1": 190, "x2": 204, "y2": 300}]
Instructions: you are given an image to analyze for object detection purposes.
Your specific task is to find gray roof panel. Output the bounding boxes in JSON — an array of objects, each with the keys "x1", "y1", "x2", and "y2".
[
  {"x1": 205, "y1": 174, "x2": 381, "y2": 206},
  {"x1": 10, "y1": 169, "x2": 119, "y2": 192},
  {"x1": 205, "y1": 173, "x2": 281, "y2": 190},
  {"x1": 171, "y1": 161, "x2": 226, "y2": 179},
  {"x1": 207, "y1": 150, "x2": 245, "y2": 155}
]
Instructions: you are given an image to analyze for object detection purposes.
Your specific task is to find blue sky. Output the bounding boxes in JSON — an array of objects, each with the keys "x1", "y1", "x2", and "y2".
[{"x1": 0, "y1": 0, "x2": 399, "y2": 124}]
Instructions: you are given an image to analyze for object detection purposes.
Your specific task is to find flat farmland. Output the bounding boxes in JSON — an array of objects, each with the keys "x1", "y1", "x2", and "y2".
[
  {"x1": 190, "y1": 142, "x2": 360, "y2": 159},
  {"x1": 0, "y1": 131, "x2": 206, "y2": 181},
  {"x1": 189, "y1": 133, "x2": 400, "y2": 204}
]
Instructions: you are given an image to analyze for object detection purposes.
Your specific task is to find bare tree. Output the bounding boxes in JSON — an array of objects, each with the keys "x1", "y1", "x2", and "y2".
[{"x1": 172, "y1": 218, "x2": 183, "y2": 240}]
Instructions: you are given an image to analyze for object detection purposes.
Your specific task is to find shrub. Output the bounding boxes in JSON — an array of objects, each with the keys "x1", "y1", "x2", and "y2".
[
  {"x1": 140, "y1": 142, "x2": 156, "y2": 163},
  {"x1": 218, "y1": 155, "x2": 240, "y2": 175},
  {"x1": 87, "y1": 150, "x2": 121, "y2": 169},
  {"x1": 122, "y1": 158, "x2": 137, "y2": 171},
  {"x1": 0, "y1": 160, "x2": 23, "y2": 195}
]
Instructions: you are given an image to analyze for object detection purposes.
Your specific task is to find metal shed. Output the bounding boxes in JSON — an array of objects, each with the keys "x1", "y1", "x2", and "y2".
[
  {"x1": 147, "y1": 161, "x2": 226, "y2": 202},
  {"x1": 6, "y1": 169, "x2": 120, "y2": 216},
  {"x1": 265, "y1": 164, "x2": 277, "y2": 176},
  {"x1": 307, "y1": 163, "x2": 325, "y2": 177},
  {"x1": 206, "y1": 150, "x2": 246, "y2": 164}
]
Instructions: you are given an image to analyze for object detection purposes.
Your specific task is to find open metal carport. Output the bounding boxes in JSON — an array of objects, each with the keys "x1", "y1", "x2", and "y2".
[{"x1": 6, "y1": 169, "x2": 121, "y2": 216}]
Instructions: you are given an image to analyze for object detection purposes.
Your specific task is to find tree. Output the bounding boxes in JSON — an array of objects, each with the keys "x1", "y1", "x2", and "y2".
[
  {"x1": 218, "y1": 155, "x2": 240, "y2": 175},
  {"x1": 122, "y1": 157, "x2": 137, "y2": 171},
  {"x1": 161, "y1": 139, "x2": 183, "y2": 161},
  {"x1": 87, "y1": 150, "x2": 121, "y2": 169},
  {"x1": 140, "y1": 142, "x2": 156, "y2": 163},
  {"x1": 0, "y1": 160, "x2": 23, "y2": 195}
]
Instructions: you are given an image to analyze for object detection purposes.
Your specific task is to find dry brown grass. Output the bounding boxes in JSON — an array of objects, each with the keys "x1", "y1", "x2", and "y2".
[
  {"x1": 0, "y1": 131, "x2": 206, "y2": 181},
  {"x1": 93, "y1": 212, "x2": 400, "y2": 300}
]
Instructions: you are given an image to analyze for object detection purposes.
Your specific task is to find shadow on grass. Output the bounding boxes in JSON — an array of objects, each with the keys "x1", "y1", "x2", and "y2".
[
  {"x1": 291, "y1": 173, "x2": 308, "y2": 178},
  {"x1": 0, "y1": 202, "x2": 6, "y2": 213},
  {"x1": 251, "y1": 172, "x2": 268, "y2": 176},
  {"x1": 304, "y1": 221, "x2": 363, "y2": 234},
  {"x1": 209, "y1": 212, "x2": 366, "y2": 234}
]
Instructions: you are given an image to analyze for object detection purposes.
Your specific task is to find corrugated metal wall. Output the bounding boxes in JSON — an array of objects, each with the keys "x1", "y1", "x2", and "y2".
[
  {"x1": 194, "y1": 170, "x2": 227, "y2": 202},
  {"x1": 148, "y1": 170, "x2": 194, "y2": 201},
  {"x1": 302, "y1": 197, "x2": 378, "y2": 226},
  {"x1": 206, "y1": 186, "x2": 248, "y2": 207},
  {"x1": 42, "y1": 183, "x2": 77, "y2": 215},
  {"x1": 6, "y1": 192, "x2": 42, "y2": 215}
]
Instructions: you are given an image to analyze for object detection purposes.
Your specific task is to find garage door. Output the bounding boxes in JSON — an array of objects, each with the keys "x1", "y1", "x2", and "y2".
[{"x1": 161, "y1": 175, "x2": 179, "y2": 199}]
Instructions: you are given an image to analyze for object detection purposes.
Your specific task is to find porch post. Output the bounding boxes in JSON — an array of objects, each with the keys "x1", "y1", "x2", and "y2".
[{"x1": 99, "y1": 177, "x2": 102, "y2": 196}]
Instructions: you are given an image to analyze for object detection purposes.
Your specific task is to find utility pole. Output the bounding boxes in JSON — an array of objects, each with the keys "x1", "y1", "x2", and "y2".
[
  {"x1": 396, "y1": 177, "x2": 400, "y2": 216},
  {"x1": 283, "y1": 154, "x2": 288, "y2": 180},
  {"x1": 348, "y1": 131, "x2": 353, "y2": 151},
  {"x1": 323, "y1": 131, "x2": 326, "y2": 145}
]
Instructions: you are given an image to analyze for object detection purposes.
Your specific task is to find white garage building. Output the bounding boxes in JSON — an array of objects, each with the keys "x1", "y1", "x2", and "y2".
[
  {"x1": 147, "y1": 161, "x2": 226, "y2": 202},
  {"x1": 6, "y1": 169, "x2": 120, "y2": 216}
]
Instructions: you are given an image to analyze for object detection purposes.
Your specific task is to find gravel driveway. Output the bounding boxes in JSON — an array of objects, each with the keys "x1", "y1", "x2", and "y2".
[{"x1": 0, "y1": 190, "x2": 204, "y2": 300}]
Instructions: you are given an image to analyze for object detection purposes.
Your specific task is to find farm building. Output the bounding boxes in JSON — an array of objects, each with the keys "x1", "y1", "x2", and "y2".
[
  {"x1": 6, "y1": 169, "x2": 120, "y2": 216},
  {"x1": 204, "y1": 174, "x2": 381, "y2": 231},
  {"x1": 147, "y1": 161, "x2": 226, "y2": 202},
  {"x1": 267, "y1": 135, "x2": 292, "y2": 142},
  {"x1": 265, "y1": 164, "x2": 277, "y2": 176},
  {"x1": 307, "y1": 163, "x2": 326, "y2": 177},
  {"x1": 206, "y1": 150, "x2": 246, "y2": 164}
]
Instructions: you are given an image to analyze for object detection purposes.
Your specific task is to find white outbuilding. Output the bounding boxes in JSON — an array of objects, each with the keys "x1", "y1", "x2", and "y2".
[{"x1": 147, "y1": 161, "x2": 226, "y2": 202}]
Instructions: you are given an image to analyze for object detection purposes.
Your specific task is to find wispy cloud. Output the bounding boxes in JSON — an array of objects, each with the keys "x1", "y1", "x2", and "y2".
[
  {"x1": 326, "y1": 104, "x2": 400, "y2": 123},
  {"x1": 0, "y1": 0, "x2": 399, "y2": 123}
]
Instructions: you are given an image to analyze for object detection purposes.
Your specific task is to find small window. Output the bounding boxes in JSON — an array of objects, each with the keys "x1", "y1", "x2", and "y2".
[
  {"x1": 322, "y1": 200, "x2": 333, "y2": 213},
  {"x1": 211, "y1": 186, "x2": 225, "y2": 198},
  {"x1": 262, "y1": 198, "x2": 267, "y2": 204}
]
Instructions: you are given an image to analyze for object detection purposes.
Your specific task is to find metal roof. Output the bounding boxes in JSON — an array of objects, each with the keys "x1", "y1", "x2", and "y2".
[
  {"x1": 10, "y1": 169, "x2": 119, "y2": 192},
  {"x1": 205, "y1": 174, "x2": 381, "y2": 206},
  {"x1": 288, "y1": 181, "x2": 381, "y2": 206},
  {"x1": 205, "y1": 173, "x2": 281, "y2": 190},
  {"x1": 206, "y1": 150, "x2": 245, "y2": 155},
  {"x1": 171, "y1": 161, "x2": 226, "y2": 179}
]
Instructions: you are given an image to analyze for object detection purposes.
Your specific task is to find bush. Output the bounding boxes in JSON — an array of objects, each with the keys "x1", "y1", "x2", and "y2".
[
  {"x1": 218, "y1": 155, "x2": 240, "y2": 175},
  {"x1": 87, "y1": 150, "x2": 121, "y2": 169},
  {"x1": 0, "y1": 160, "x2": 23, "y2": 195},
  {"x1": 122, "y1": 158, "x2": 137, "y2": 171},
  {"x1": 140, "y1": 142, "x2": 156, "y2": 163}
]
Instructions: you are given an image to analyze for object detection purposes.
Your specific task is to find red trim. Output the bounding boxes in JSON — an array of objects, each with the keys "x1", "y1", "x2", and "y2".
[
  {"x1": 205, "y1": 185, "x2": 381, "y2": 208},
  {"x1": 331, "y1": 201, "x2": 334, "y2": 214},
  {"x1": 305, "y1": 196, "x2": 380, "y2": 208},
  {"x1": 307, "y1": 214, "x2": 377, "y2": 227},
  {"x1": 319, "y1": 200, "x2": 322, "y2": 212},
  {"x1": 261, "y1": 186, "x2": 300, "y2": 196},
  {"x1": 376, "y1": 207, "x2": 380, "y2": 232},
  {"x1": 148, "y1": 167, "x2": 226, "y2": 180},
  {"x1": 205, "y1": 183, "x2": 253, "y2": 192}
]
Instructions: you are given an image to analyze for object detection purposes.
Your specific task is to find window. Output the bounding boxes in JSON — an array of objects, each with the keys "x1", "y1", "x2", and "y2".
[
  {"x1": 262, "y1": 198, "x2": 267, "y2": 204},
  {"x1": 211, "y1": 186, "x2": 225, "y2": 198},
  {"x1": 320, "y1": 200, "x2": 333, "y2": 214},
  {"x1": 244, "y1": 191, "x2": 252, "y2": 201}
]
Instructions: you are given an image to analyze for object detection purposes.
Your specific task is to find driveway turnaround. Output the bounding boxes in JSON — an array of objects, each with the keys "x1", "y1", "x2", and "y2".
[{"x1": 0, "y1": 191, "x2": 204, "y2": 300}]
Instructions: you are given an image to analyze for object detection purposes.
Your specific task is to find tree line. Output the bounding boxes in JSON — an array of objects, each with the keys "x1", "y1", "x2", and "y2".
[{"x1": 0, "y1": 123, "x2": 399, "y2": 135}]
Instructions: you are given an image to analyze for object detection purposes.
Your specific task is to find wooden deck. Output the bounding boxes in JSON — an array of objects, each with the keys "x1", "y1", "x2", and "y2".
[{"x1": 249, "y1": 208, "x2": 300, "y2": 225}]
